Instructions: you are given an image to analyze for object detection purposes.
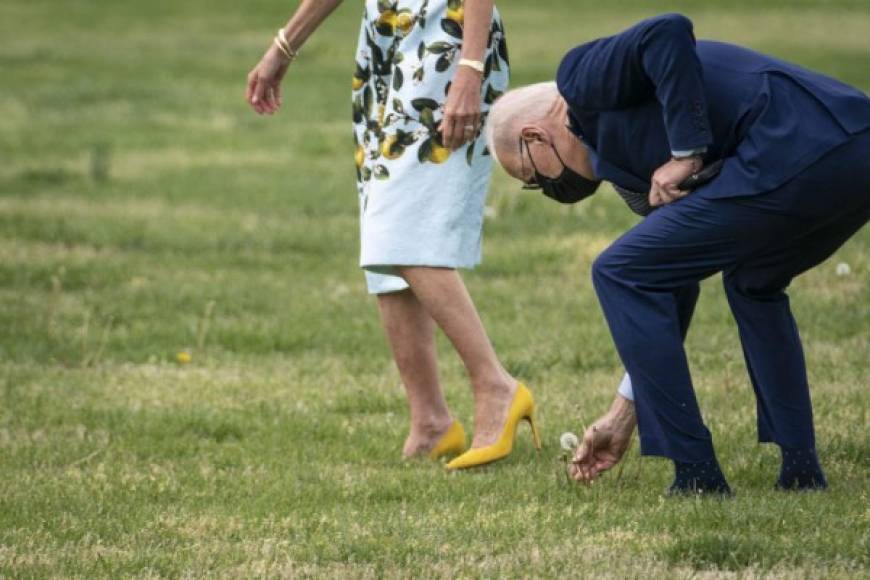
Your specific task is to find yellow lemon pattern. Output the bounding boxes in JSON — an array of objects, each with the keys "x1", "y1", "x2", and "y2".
[
  {"x1": 351, "y1": 0, "x2": 509, "y2": 294},
  {"x1": 352, "y1": 0, "x2": 509, "y2": 185}
]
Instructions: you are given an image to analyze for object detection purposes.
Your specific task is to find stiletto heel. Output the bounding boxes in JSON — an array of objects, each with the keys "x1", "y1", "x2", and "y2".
[
  {"x1": 526, "y1": 414, "x2": 542, "y2": 450},
  {"x1": 428, "y1": 421, "x2": 467, "y2": 460},
  {"x1": 446, "y1": 383, "x2": 540, "y2": 470}
]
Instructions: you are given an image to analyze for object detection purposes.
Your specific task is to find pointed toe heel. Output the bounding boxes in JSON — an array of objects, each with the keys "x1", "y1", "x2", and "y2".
[
  {"x1": 446, "y1": 383, "x2": 540, "y2": 470},
  {"x1": 428, "y1": 421, "x2": 467, "y2": 460}
]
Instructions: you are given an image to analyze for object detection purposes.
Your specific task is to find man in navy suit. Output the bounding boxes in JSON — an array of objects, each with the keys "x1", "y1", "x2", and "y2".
[{"x1": 485, "y1": 13, "x2": 870, "y2": 494}]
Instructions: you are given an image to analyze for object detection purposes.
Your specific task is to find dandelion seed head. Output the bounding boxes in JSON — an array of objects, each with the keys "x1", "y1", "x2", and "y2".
[{"x1": 560, "y1": 432, "x2": 579, "y2": 451}]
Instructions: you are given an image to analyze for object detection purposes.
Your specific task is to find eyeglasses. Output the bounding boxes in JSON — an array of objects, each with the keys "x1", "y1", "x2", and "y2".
[{"x1": 518, "y1": 136, "x2": 541, "y2": 190}]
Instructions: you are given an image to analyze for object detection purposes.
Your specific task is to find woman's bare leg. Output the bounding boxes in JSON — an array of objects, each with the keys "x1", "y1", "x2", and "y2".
[
  {"x1": 396, "y1": 266, "x2": 516, "y2": 448},
  {"x1": 377, "y1": 289, "x2": 454, "y2": 457}
]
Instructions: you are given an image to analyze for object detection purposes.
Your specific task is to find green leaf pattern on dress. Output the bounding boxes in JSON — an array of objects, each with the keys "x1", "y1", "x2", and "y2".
[{"x1": 352, "y1": 0, "x2": 510, "y2": 184}]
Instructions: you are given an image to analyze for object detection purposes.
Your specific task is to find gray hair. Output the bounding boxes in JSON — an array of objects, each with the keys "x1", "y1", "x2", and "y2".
[{"x1": 485, "y1": 81, "x2": 559, "y2": 170}]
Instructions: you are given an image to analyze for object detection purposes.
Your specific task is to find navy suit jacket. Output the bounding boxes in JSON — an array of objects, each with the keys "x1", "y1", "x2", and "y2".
[{"x1": 555, "y1": 13, "x2": 870, "y2": 198}]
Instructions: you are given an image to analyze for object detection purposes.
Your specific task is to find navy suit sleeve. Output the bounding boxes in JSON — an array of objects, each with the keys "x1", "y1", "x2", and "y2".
[{"x1": 556, "y1": 13, "x2": 713, "y2": 152}]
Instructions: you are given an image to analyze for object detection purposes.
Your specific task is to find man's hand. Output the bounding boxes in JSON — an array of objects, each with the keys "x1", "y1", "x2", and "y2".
[
  {"x1": 569, "y1": 395, "x2": 637, "y2": 484},
  {"x1": 649, "y1": 156, "x2": 702, "y2": 207},
  {"x1": 442, "y1": 66, "x2": 483, "y2": 150}
]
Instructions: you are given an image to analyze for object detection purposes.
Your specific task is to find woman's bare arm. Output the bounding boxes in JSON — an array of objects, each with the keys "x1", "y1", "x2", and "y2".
[
  {"x1": 458, "y1": 0, "x2": 492, "y2": 63},
  {"x1": 281, "y1": 0, "x2": 343, "y2": 53},
  {"x1": 441, "y1": 0, "x2": 494, "y2": 149},
  {"x1": 246, "y1": 0, "x2": 344, "y2": 115}
]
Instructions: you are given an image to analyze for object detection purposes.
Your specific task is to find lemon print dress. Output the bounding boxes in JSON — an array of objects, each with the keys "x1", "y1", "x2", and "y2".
[{"x1": 352, "y1": 0, "x2": 509, "y2": 294}]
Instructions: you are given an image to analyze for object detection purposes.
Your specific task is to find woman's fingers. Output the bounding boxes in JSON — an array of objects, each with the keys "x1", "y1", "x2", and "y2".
[
  {"x1": 255, "y1": 79, "x2": 280, "y2": 115},
  {"x1": 450, "y1": 115, "x2": 463, "y2": 149},
  {"x1": 444, "y1": 111, "x2": 480, "y2": 150},
  {"x1": 463, "y1": 111, "x2": 481, "y2": 145},
  {"x1": 461, "y1": 115, "x2": 477, "y2": 146},
  {"x1": 252, "y1": 78, "x2": 267, "y2": 110},
  {"x1": 441, "y1": 110, "x2": 456, "y2": 148},
  {"x1": 265, "y1": 85, "x2": 279, "y2": 114},
  {"x1": 452, "y1": 114, "x2": 468, "y2": 149},
  {"x1": 274, "y1": 82, "x2": 283, "y2": 109},
  {"x1": 246, "y1": 72, "x2": 257, "y2": 105}
]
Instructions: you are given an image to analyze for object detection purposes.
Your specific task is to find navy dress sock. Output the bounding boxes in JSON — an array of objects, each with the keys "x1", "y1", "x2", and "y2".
[
  {"x1": 668, "y1": 458, "x2": 732, "y2": 496},
  {"x1": 777, "y1": 447, "x2": 828, "y2": 490}
]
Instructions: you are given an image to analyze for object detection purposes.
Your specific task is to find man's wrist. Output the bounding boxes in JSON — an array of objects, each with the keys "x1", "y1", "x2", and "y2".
[
  {"x1": 671, "y1": 145, "x2": 707, "y2": 158},
  {"x1": 610, "y1": 394, "x2": 637, "y2": 427},
  {"x1": 671, "y1": 154, "x2": 703, "y2": 172},
  {"x1": 672, "y1": 146, "x2": 706, "y2": 171}
]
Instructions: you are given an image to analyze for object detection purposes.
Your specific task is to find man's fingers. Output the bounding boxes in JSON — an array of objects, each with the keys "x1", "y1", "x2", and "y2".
[
  {"x1": 651, "y1": 178, "x2": 691, "y2": 206},
  {"x1": 661, "y1": 184, "x2": 680, "y2": 202},
  {"x1": 569, "y1": 463, "x2": 589, "y2": 483},
  {"x1": 651, "y1": 180, "x2": 674, "y2": 204},
  {"x1": 593, "y1": 457, "x2": 615, "y2": 474},
  {"x1": 572, "y1": 464, "x2": 598, "y2": 484},
  {"x1": 568, "y1": 463, "x2": 581, "y2": 480},
  {"x1": 572, "y1": 440, "x2": 590, "y2": 465}
]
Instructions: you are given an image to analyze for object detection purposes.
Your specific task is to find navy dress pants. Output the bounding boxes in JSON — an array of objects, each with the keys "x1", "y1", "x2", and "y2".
[{"x1": 592, "y1": 130, "x2": 870, "y2": 462}]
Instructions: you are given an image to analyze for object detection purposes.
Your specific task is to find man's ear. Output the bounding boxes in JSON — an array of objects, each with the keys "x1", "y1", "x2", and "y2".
[{"x1": 520, "y1": 125, "x2": 552, "y2": 145}]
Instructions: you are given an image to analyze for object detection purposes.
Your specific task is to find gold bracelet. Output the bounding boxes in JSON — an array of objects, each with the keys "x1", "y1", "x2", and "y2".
[
  {"x1": 458, "y1": 58, "x2": 485, "y2": 74},
  {"x1": 273, "y1": 36, "x2": 293, "y2": 60},
  {"x1": 277, "y1": 28, "x2": 298, "y2": 60}
]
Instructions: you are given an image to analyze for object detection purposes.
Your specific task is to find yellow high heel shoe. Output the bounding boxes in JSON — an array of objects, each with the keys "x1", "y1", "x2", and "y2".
[
  {"x1": 428, "y1": 421, "x2": 467, "y2": 460},
  {"x1": 446, "y1": 383, "x2": 541, "y2": 470}
]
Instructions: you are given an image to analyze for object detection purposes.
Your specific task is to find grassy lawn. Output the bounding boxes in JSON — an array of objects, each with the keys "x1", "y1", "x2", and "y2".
[{"x1": 1, "y1": 0, "x2": 868, "y2": 576}]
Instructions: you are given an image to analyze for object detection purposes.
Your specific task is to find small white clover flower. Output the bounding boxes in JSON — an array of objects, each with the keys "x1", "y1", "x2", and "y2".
[
  {"x1": 560, "y1": 432, "x2": 579, "y2": 452},
  {"x1": 836, "y1": 262, "x2": 851, "y2": 276}
]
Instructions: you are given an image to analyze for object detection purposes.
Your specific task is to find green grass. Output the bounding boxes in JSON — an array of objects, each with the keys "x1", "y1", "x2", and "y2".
[{"x1": 1, "y1": 0, "x2": 868, "y2": 576}]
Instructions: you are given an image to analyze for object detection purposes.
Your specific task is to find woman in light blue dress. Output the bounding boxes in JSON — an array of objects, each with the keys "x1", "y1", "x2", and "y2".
[{"x1": 246, "y1": 0, "x2": 538, "y2": 468}]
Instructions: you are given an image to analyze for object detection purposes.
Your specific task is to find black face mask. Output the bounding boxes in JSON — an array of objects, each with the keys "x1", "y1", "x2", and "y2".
[{"x1": 520, "y1": 136, "x2": 600, "y2": 204}]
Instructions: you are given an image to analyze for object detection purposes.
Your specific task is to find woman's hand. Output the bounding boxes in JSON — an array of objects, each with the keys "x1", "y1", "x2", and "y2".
[
  {"x1": 441, "y1": 66, "x2": 483, "y2": 150},
  {"x1": 246, "y1": 45, "x2": 291, "y2": 115}
]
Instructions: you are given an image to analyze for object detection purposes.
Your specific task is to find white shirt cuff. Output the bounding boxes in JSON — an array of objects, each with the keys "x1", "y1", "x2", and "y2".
[
  {"x1": 618, "y1": 372, "x2": 634, "y2": 401},
  {"x1": 671, "y1": 146, "x2": 707, "y2": 158}
]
